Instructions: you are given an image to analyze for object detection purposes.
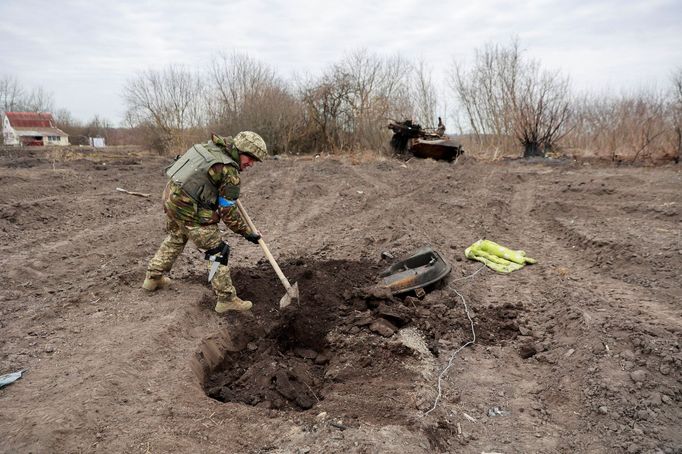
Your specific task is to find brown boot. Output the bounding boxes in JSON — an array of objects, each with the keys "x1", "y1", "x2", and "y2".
[
  {"x1": 214, "y1": 296, "x2": 253, "y2": 313},
  {"x1": 142, "y1": 276, "x2": 171, "y2": 291}
]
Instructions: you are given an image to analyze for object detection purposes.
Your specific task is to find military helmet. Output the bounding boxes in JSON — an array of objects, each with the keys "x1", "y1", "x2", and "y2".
[{"x1": 234, "y1": 131, "x2": 268, "y2": 161}]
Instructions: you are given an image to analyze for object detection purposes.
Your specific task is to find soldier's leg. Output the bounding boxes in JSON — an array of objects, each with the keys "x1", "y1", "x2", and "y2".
[
  {"x1": 144, "y1": 218, "x2": 188, "y2": 290},
  {"x1": 185, "y1": 224, "x2": 251, "y2": 312}
]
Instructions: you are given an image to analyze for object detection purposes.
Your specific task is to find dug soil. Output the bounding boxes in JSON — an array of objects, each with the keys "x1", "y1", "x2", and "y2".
[{"x1": 0, "y1": 147, "x2": 680, "y2": 453}]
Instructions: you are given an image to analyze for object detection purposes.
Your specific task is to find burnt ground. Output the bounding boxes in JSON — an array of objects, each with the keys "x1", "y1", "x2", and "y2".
[{"x1": 0, "y1": 148, "x2": 680, "y2": 453}]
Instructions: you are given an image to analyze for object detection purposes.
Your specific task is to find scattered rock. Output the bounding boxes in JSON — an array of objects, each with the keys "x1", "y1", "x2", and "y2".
[
  {"x1": 369, "y1": 319, "x2": 397, "y2": 337},
  {"x1": 661, "y1": 394, "x2": 672, "y2": 405},
  {"x1": 621, "y1": 349, "x2": 636, "y2": 360},
  {"x1": 630, "y1": 369, "x2": 647, "y2": 383},
  {"x1": 659, "y1": 364, "x2": 671, "y2": 375},
  {"x1": 487, "y1": 406, "x2": 509, "y2": 417},
  {"x1": 627, "y1": 443, "x2": 641, "y2": 453},
  {"x1": 314, "y1": 352, "x2": 329, "y2": 365},
  {"x1": 354, "y1": 316, "x2": 373, "y2": 327},
  {"x1": 376, "y1": 304, "x2": 408, "y2": 326},
  {"x1": 598, "y1": 406, "x2": 608, "y2": 415},
  {"x1": 293, "y1": 348, "x2": 317, "y2": 360},
  {"x1": 519, "y1": 343, "x2": 538, "y2": 359},
  {"x1": 646, "y1": 391, "x2": 662, "y2": 407},
  {"x1": 403, "y1": 296, "x2": 420, "y2": 306},
  {"x1": 246, "y1": 342, "x2": 258, "y2": 351},
  {"x1": 44, "y1": 345, "x2": 55, "y2": 353}
]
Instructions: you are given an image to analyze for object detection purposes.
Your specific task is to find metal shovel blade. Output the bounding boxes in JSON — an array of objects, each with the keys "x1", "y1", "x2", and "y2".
[{"x1": 279, "y1": 282, "x2": 299, "y2": 309}]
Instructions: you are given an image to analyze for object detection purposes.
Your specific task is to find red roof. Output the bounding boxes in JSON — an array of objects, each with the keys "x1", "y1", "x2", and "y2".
[{"x1": 5, "y1": 112, "x2": 57, "y2": 128}]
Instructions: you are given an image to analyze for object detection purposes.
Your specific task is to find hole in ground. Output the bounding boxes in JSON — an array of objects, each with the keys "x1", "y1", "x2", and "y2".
[
  {"x1": 197, "y1": 257, "x2": 520, "y2": 420},
  {"x1": 202, "y1": 259, "x2": 382, "y2": 411}
]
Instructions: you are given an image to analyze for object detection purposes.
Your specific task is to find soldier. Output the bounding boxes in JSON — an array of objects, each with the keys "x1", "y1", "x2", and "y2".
[
  {"x1": 436, "y1": 117, "x2": 446, "y2": 137},
  {"x1": 142, "y1": 131, "x2": 268, "y2": 313}
]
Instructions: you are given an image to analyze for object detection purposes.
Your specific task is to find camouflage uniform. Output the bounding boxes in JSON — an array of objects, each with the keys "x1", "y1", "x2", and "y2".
[{"x1": 145, "y1": 140, "x2": 254, "y2": 304}]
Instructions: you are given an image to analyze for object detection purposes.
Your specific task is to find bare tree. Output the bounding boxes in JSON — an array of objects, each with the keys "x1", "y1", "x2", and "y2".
[
  {"x1": 411, "y1": 59, "x2": 438, "y2": 128},
  {"x1": 0, "y1": 75, "x2": 54, "y2": 115},
  {"x1": 299, "y1": 50, "x2": 412, "y2": 152},
  {"x1": 123, "y1": 65, "x2": 205, "y2": 153},
  {"x1": 512, "y1": 62, "x2": 571, "y2": 156},
  {"x1": 207, "y1": 52, "x2": 302, "y2": 154},
  {"x1": 0, "y1": 75, "x2": 25, "y2": 114},
  {"x1": 672, "y1": 68, "x2": 682, "y2": 162},
  {"x1": 23, "y1": 86, "x2": 54, "y2": 113},
  {"x1": 448, "y1": 41, "x2": 570, "y2": 157}
]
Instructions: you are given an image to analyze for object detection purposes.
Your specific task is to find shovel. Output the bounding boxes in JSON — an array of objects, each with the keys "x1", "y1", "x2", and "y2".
[{"x1": 236, "y1": 199, "x2": 299, "y2": 308}]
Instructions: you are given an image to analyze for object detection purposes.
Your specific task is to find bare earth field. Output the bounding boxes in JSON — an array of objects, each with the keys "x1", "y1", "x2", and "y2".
[{"x1": 0, "y1": 147, "x2": 680, "y2": 454}]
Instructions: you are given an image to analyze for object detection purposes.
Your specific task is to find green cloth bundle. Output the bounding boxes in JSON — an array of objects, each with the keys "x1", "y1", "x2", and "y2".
[{"x1": 465, "y1": 239, "x2": 536, "y2": 273}]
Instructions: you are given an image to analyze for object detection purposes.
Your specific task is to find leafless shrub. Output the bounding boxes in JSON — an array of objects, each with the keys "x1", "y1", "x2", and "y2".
[
  {"x1": 299, "y1": 50, "x2": 412, "y2": 153},
  {"x1": 448, "y1": 41, "x2": 571, "y2": 157},
  {"x1": 566, "y1": 88, "x2": 673, "y2": 162},
  {"x1": 207, "y1": 52, "x2": 302, "y2": 154}
]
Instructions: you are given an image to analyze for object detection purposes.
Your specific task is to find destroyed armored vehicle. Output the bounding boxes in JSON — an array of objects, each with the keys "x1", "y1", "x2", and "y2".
[{"x1": 388, "y1": 118, "x2": 464, "y2": 161}]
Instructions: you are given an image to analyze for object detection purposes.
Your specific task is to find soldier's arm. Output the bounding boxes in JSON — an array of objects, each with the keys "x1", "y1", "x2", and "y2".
[{"x1": 209, "y1": 164, "x2": 252, "y2": 236}]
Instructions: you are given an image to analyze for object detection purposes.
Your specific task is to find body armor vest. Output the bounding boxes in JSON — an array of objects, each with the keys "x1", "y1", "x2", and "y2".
[{"x1": 165, "y1": 143, "x2": 239, "y2": 208}]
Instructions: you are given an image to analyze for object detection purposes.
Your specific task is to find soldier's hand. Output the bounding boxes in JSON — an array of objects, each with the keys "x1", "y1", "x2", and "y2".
[{"x1": 244, "y1": 233, "x2": 261, "y2": 244}]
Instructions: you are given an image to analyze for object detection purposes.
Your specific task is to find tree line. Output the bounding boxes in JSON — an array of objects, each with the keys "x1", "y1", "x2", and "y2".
[{"x1": 2, "y1": 42, "x2": 681, "y2": 162}]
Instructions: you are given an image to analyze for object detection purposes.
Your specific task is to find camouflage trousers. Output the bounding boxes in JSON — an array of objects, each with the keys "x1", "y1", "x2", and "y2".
[{"x1": 146, "y1": 217, "x2": 236, "y2": 302}]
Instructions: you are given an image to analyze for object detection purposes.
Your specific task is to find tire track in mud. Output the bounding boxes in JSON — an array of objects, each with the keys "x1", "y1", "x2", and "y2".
[{"x1": 505, "y1": 168, "x2": 681, "y2": 452}]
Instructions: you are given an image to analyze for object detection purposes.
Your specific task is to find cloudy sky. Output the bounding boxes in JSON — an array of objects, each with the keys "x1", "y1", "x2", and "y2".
[{"x1": 1, "y1": 0, "x2": 680, "y2": 125}]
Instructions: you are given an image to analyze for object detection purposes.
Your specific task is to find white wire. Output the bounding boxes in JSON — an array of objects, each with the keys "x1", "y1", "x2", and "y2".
[{"x1": 422, "y1": 267, "x2": 483, "y2": 416}]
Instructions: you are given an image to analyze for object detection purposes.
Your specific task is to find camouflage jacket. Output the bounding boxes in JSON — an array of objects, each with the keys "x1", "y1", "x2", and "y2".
[{"x1": 163, "y1": 162, "x2": 252, "y2": 235}]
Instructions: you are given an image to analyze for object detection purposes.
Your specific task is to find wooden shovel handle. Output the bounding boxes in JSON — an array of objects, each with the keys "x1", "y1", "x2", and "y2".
[{"x1": 235, "y1": 199, "x2": 292, "y2": 291}]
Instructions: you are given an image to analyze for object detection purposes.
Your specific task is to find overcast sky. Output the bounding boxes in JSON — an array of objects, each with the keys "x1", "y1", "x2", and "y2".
[{"x1": 1, "y1": 0, "x2": 680, "y2": 125}]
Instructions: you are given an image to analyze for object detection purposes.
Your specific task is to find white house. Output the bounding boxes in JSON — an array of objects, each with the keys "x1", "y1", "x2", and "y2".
[{"x1": 2, "y1": 112, "x2": 69, "y2": 146}]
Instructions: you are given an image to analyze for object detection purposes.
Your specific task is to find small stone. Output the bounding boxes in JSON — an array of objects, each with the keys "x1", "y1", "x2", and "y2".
[
  {"x1": 369, "y1": 319, "x2": 397, "y2": 337},
  {"x1": 519, "y1": 343, "x2": 537, "y2": 359},
  {"x1": 647, "y1": 392, "x2": 662, "y2": 407},
  {"x1": 316, "y1": 411, "x2": 327, "y2": 420},
  {"x1": 630, "y1": 369, "x2": 647, "y2": 383},
  {"x1": 314, "y1": 353, "x2": 329, "y2": 365},
  {"x1": 246, "y1": 342, "x2": 258, "y2": 351},
  {"x1": 354, "y1": 316, "x2": 373, "y2": 327},
  {"x1": 44, "y1": 345, "x2": 55, "y2": 353},
  {"x1": 403, "y1": 296, "x2": 419, "y2": 306},
  {"x1": 627, "y1": 443, "x2": 640, "y2": 453},
  {"x1": 659, "y1": 364, "x2": 671, "y2": 375},
  {"x1": 621, "y1": 349, "x2": 636, "y2": 360},
  {"x1": 293, "y1": 348, "x2": 317, "y2": 359},
  {"x1": 661, "y1": 394, "x2": 672, "y2": 405},
  {"x1": 598, "y1": 406, "x2": 608, "y2": 415},
  {"x1": 565, "y1": 348, "x2": 576, "y2": 357}
]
